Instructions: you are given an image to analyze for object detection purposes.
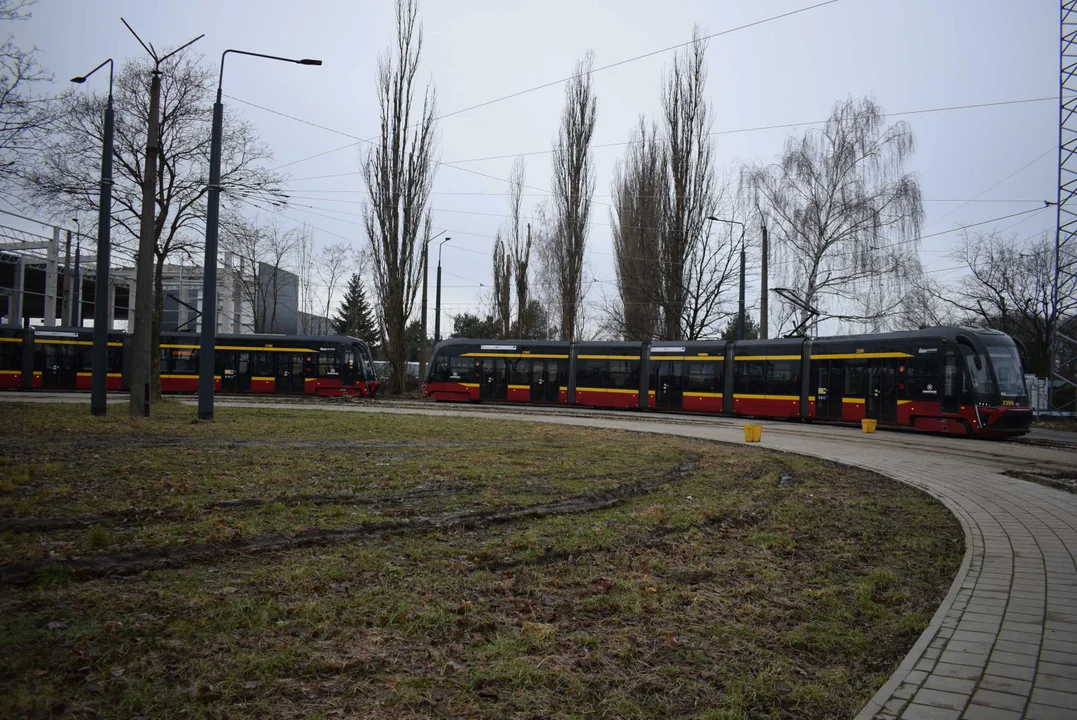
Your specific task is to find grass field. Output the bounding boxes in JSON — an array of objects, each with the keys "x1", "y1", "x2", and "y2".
[{"x1": 0, "y1": 401, "x2": 963, "y2": 719}]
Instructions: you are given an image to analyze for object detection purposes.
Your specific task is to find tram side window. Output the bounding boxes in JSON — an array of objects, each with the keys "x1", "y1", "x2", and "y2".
[
  {"x1": 108, "y1": 346, "x2": 122, "y2": 374},
  {"x1": 734, "y1": 360, "x2": 766, "y2": 395},
  {"x1": 342, "y1": 348, "x2": 355, "y2": 373},
  {"x1": 319, "y1": 351, "x2": 339, "y2": 377},
  {"x1": 509, "y1": 358, "x2": 531, "y2": 385},
  {"x1": 1, "y1": 341, "x2": 17, "y2": 370},
  {"x1": 172, "y1": 349, "x2": 198, "y2": 373},
  {"x1": 77, "y1": 346, "x2": 92, "y2": 373},
  {"x1": 767, "y1": 360, "x2": 800, "y2": 396},
  {"x1": 687, "y1": 362, "x2": 717, "y2": 392},
  {"x1": 449, "y1": 356, "x2": 474, "y2": 381},
  {"x1": 160, "y1": 347, "x2": 172, "y2": 373},
  {"x1": 608, "y1": 359, "x2": 638, "y2": 389},
  {"x1": 576, "y1": 359, "x2": 608, "y2": 389},
  {"x1": 906, "y1": 356, "x2": 941, "y2": 399},
  {"x1": 844, "y1": 362, "x2": 866, "y2": 398},
  {"x1": 253, "y1": 352, "x2": 274, "y2": 377}
]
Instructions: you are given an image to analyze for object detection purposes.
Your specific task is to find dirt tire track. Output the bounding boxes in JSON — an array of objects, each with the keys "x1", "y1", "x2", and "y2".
[{"x1": 0, "y1": 457, "x2": 698, "y2": 584}]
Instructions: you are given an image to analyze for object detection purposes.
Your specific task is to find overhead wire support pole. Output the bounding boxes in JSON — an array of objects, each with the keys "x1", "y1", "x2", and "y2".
[
  {"x1": 1055, "y1": 0, "x2": 1077, "y2": 415},
  {"x1": 121, "y1": 19, "x2": 205, "y2": 419}
]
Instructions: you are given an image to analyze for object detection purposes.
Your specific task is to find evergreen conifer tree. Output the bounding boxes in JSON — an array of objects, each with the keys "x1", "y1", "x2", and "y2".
[{"x1": 333, "y1": 274, "x2": 380, "y2": 350}]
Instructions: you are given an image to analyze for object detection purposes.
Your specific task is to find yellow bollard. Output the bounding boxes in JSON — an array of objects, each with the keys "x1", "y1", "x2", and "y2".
[
  {"x1": 743, "y1": 424, "x2": 762, "y2": 442},
  {"x1": 861, "y1": 418, "x2": 877, "y2": 434}
]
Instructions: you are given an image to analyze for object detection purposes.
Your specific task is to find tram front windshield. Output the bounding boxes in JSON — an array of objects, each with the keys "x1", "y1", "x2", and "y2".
[{"x1": 985, "y1": 342, "x2": 1026, "y2": 398}]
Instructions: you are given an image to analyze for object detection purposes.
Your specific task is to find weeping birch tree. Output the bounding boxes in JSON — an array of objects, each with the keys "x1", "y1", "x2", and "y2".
[
  {"x1": 549, "y1": 52, "x2": 597, "y2": 341},
  {"x1": 747, "y1": 97, "x2": 924, "y2": 335},
  {"x1": 362, "y1": 0, "x2": 438, "y2": 393}
]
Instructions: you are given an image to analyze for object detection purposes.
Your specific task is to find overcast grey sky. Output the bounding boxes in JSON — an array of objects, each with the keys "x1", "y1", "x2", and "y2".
[{"x1": 14, "y1": 0, "x2": 1060, "y2": 332}]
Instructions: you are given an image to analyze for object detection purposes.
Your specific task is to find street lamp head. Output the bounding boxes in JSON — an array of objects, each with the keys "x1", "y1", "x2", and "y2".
[
  {"x1": 298, "y1": 59, "x2": 323, "y2": 66},
  {"x1": 70, "y1": 76, "x2": 86, "y2": 84}
]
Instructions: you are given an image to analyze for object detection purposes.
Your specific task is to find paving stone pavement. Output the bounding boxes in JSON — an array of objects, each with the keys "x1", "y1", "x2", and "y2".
[{"x1": 7, "y1": 394, "x2": 1076, "y2": 718}]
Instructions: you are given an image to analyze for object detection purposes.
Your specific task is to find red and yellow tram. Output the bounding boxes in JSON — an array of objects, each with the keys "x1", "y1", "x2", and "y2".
[{"x1": 424, "y1": 328, "x2": 1033, "y2": 438}]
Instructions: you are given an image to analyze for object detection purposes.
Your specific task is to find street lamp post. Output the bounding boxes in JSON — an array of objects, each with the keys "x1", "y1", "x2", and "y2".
[
  {"x1": 71, "y1": 58, "x2": 114, "y2": 416},
  {"x1": 707, "y1": 216, "x2": 746, "y2": 340},
  {"x1": 198, "y1": 50, "x2": 322, "y2": 421},
  {"x1": 434, "y1": 236, "x2": 451, "y2": 343}
]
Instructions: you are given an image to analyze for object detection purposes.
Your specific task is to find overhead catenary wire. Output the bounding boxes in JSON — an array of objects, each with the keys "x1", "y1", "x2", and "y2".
[{"x1": 249, "y1": 0, "x2": 844, "y2": 172}]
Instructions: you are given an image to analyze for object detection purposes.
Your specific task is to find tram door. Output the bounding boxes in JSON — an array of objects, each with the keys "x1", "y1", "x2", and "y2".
[
  {"x1": 530, "y1": 359, "x2": 561, "y2": 403},
  {"x1": 276, "y1": 352, "x2": 306, "y2": 393},
  {"x1": 814, "y1": 361, "x2": 844, "y2": 419},
  {"x1": 234, "y1": 351, "x2": 252, "y2": 392},
  {"x1": 652, "y1": 361, "x2": 683, "y2": 410},
  {"x1": 941, "y1": 351, "x2": 959, "y2": 414},
  {"x1": 865, "y1": 359, "x2": 898, "y2": 423},
  {"x1": 481, "y1": 358, "x2": 508, "y2": 400},
  {"x1": 41, "y1": 343, "x2": 77, "y2": 389},
  {"x1": 219, "y1": 351, "x2": 237, "y2": 392},
  {"x1": 340, "y1": 347, "x2": 357, "y2": 388}
]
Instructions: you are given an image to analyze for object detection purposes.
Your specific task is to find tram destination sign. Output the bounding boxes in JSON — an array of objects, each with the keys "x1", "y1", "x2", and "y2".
[{"x1": 480, "y1": 344, "x2": 517, "y2": 351}]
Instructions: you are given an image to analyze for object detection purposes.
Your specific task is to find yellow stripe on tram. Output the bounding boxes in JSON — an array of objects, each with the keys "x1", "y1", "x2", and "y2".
[
  {"x1": 734, "y1": 355, "x2": 801, "y2": 361},
  {"x1": 812, "y1": 352, "x2": 913, "y2": 360},
  {"x1": 576, "y1": 387, "x2": 638, "y2": 395},
  {"x1": 734, "y1": 393, "x2": 800, "y2": 401},
  {"x1": 460, "y1": 352, "x2": 569, "y2": 359}
]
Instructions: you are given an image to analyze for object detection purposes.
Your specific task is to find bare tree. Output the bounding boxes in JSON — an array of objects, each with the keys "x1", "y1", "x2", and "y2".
[
  {"x1": 0, "y1": 0, "x2": 52, "y2": 186},
  {"x1": 222, "y1": 217, "x2": 300, "y2": 333},
  {"x1": 611, "y1": 117, "x2": 665, "y2": 340},
  {"x1": 681, "y1": 182, "x2": 743, "y2": 339},
  {"x1": 531, "y1": 201, "x2": 561, "y2": 340},
  {"x1": 295, "y1": 225, "x2": 317, "y2": 333},
  {"x1": 317, "y1": 242, "x2": 351, "y2": 323},
  {"x1": 930, "y1": 230, "x2": 1077, "y2": 376},
  {"x1": 661, "y1": 27, "x2": 716, "y2": 340},
  {"x1": 549, "y1": 52, "x2": 597, "y2": 341},
  {"x1": 362, "y1": 0, "x2": 438, "y2": 394},
  {"x1": 491, "y1": 230, "x2": 512, "y2": 338},
  {"x1": 24, "y1": 49, "x2": 280, "y2": 396},
  {"x1": 507, "y1": 157, "x2": 532, "y2": 337},
  {"x1": 747, "y1": 97, "x2": 923, "y2": 335}
]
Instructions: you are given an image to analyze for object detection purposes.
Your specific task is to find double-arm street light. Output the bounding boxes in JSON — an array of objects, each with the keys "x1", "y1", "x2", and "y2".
[
  {"x1": 434, "y1": 236, "x2": 452, "y2": 343},
  {"x1": 71, "y1": 58, "x2": 114, "y2": 416},
  {"x1": 707, "y1": 216, "x2": 746, "y2": 340},
  {"x1": 198, "y1": 49, "x2": 322, "y2": 421}
]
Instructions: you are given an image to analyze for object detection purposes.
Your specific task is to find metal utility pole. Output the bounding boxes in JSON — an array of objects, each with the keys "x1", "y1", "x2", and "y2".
[
  {"x1": 130, "y1": 67, "x2": 159, "y2": 417},
  {"x1": 122, "y1": 19, "x2": 205, "y2": 418},
  {"x1": 62, "y1": 228, "x2": 72, "y2": 326},
  {"x1": 760, "y1": 218, "x2": 769, "y2": 340},
  {"x1": 198, "y1": 49, "x2": 322, "y2": 421},
  {"x1": 72, "y1": 222, "x2": 82, "y2": 326},
  {"x1": 434, "y1": 236, "x2": 451, "y2": 343},
  {"x1": 738, "y1": 245, "x2": 746, "y2": 341},
  {"x1": 1054, "y1": 0, "x2": 1077, "y2": 415},
  {"x1": 419, "y1": 228, "x2": 446, "y2": 382}
]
